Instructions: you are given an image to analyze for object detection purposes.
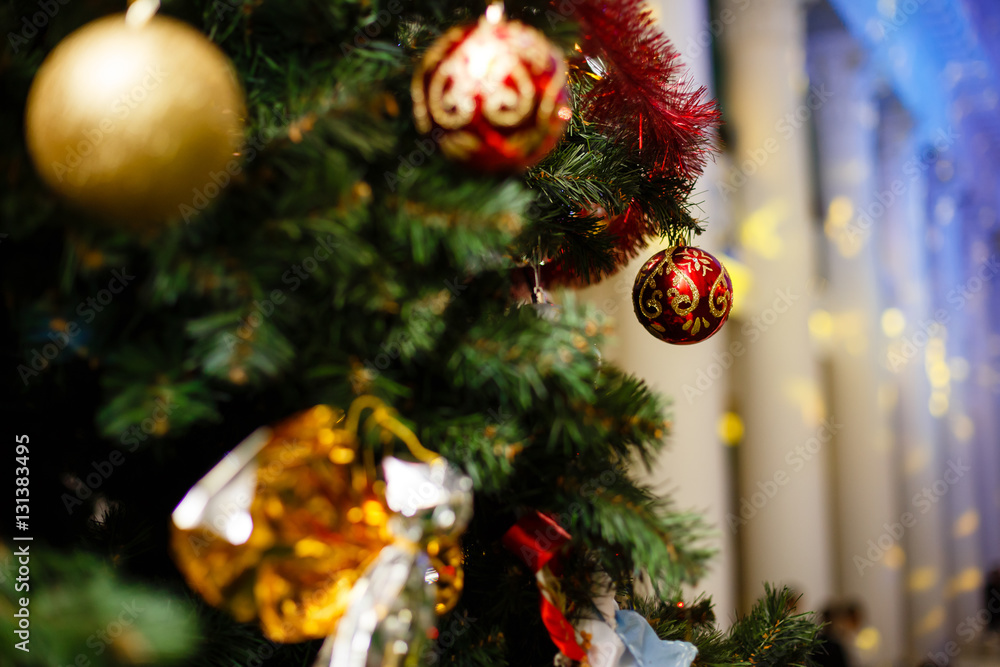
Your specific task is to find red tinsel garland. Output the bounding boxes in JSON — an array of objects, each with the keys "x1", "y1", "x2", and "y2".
[
  {"x1": 531, "y1": 0, "x2": 721, "y2": 289},
  {"x1": 537, "y1": 205, "x2": 652, "y2": 289},
  {"x1": 573, "y1": 0, "x2": 721, "y2": 179}
]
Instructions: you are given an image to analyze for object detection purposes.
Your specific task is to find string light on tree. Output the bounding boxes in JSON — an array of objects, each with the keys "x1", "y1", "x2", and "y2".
[
  {"x1": 411, "y1": 3, "x2": 571, "y2": 172},
  {"x1": 24, "y1": 0, "x2": 245, "y2": 227},
  {"x1": 632, "y1": 246, "x2": 733, "y2": 344}
]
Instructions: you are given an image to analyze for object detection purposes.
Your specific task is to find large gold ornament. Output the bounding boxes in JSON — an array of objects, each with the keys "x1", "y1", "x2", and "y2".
[{"x1": 24, "y1": 11, "x2": 245, "y2": 226}]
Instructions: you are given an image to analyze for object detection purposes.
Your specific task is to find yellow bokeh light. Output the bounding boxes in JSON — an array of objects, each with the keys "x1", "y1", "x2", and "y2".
[
  {"x1": 951, "y1": 414, "x2": 974, "y2": 442},
  {"x1": 717, "y1": 412, "x2": 745, "y2": 446},
  {"x1": 825, "y1": 196, "x2": 854, "y2": 231},
  {"x1": 950, "y1": 567, "x2": 983, "y2": 594},
  {"x1": 917, "y1": 606, "x2": 945, "y2": 635},
  {"x1": 824, "y1": 196, "x2": 863, "y2": 257},
  {"x1": 929, "y1": 391, "x2": 949, "y2": 418},
  {"x1": 909, "y1": 567, "x2": 938, "y2": 592},
  {"x1": 809, "y1": 310, "x2": 834, "y2": 341},
  {"x1": 928, "y1": 362, "x2": 950, "y2": 388},
  {"x1": 740, "y1": 200, "x2": 786, "y2": 260},
  {"x1": 953, "y1": 510, "x2": 980, "y2": 538},
  {"x1": 782, "y1": 377, "x2": 827, "y2": 426},
  {"x1": 884, "y1": 545, "x2": 906, "y2": 569},
  {"x1": 926, "y1": 337, "x2": 946, "y2": 363},
  {"x1": 855, "y1": 626, "x2": 881, "y2": 652},
  {"x1": 881, "y1": 308, "x2": 906, "y2": 337},
  {"x1": 718, "y1": 253, "x2": 751, "y2": 319}
]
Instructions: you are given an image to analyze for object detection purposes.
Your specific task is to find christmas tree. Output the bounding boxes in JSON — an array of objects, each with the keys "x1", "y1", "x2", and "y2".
[{"x1": 1, "y1": 0, "x2": 821, "y2": 665}]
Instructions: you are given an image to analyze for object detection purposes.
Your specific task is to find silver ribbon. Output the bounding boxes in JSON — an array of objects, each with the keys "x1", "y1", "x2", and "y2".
[{"x1": 314, "y1": 457, "x2": 473, "y2": 667}]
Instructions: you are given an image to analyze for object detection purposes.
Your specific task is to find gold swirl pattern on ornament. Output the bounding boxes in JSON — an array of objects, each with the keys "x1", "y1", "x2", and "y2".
[
  {"x1": 480, "y1": 22, "x2": 549, "y2": 128},
  {"x1": 664, "y1": 247, "x2": 699, "y2": 317},
  {"x1": 708, "y1": 269, "x2": 731, "y2": 318},
  {"x1": 427, "y1": 19, "x2": 541, "y2": 131},
  {"x1": 683, "y1": 316, "x2": 710, "y2": 336},
  {"x1": 411, "y1": 25, "x2": 465, "y2": 134},
  {"x1": 638, "y1": 255, "x2": 668, "y2": 320}
]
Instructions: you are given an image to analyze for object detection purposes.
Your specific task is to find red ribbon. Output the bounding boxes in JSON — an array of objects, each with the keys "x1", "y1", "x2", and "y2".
[{"x1": 503, "y1": 512, "x2": 586, "y2": 661}]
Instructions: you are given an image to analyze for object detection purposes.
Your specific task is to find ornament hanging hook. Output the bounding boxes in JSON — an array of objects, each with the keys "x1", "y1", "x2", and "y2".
[
  {"x1": 125, "y1": 0, "x2": 160, "y2": 28},
  {"x1": 531, "y1": 236, "x2": 544, "y2": 304}
]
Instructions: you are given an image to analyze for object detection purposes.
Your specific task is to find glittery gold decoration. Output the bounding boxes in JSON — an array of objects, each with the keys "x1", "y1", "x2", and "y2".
[
  {"x1": 170, "y1": 405, "x2": 390, "y2": 642},
  {"x1": 411, "y1": 13, "x2": 570, "y2": 172},
  {"x1": 171, "y1": 398, "x2": 473, "y2": 655},
  {"x1": 24, "y1": 12, "x2": 245, "y2": 226},
  {"x1": 632, "y1": 246, "x2": 733, "y2": 345}
]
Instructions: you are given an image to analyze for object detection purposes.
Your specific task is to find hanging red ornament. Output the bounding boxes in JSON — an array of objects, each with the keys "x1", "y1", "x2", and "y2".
[
  {"x1": 632, "y1": 246, "x2": 733, "y2": 344},
  {"x1": 411, "y1": 9, "x2": 571, "y2": 172}
]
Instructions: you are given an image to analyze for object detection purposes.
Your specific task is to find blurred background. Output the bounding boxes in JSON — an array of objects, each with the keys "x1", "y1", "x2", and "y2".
[{"x1": 582, "y1": 0, "x2": 1000, "y2": 665}]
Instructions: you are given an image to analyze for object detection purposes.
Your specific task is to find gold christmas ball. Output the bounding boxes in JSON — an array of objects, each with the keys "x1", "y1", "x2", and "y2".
[{"x1": 24, "y1": 13, "x2": 245, "y2": 226}]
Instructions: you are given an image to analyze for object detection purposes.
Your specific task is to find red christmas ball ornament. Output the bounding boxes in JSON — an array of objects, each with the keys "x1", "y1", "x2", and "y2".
[
  {"x1": 411, "y1": 11, "x2": 571, "y2": 172},
  {"x1": 632, "y1": 246, "x2": 733, "y2": 344}
]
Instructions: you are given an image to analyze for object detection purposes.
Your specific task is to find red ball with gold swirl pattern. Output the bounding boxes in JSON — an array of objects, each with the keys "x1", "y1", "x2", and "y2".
[
  {"x1": 411, "y1": 9, "x2": 571, "y2": 173},
  {"x1": 631, "y1": 246, "x2": 733, "y2": 344}
]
